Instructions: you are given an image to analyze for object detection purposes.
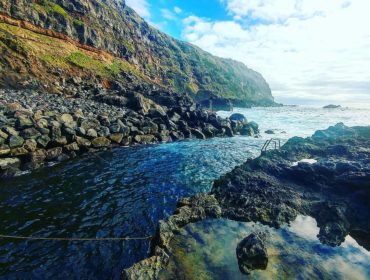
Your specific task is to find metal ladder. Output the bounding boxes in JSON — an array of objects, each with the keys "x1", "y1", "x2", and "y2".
[{"x1": 261, "y1": 138, "x2": 281, "y2": 154}]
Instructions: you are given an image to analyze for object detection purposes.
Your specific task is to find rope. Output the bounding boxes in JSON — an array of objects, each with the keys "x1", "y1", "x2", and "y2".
[{"x1": 0, "y1": 234, "x2": 152, "y2": 241}]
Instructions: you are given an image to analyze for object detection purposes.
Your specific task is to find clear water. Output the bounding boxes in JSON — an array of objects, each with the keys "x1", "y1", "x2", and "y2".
[
  {"x1": 0, "y1": 106, "x2": 369, "y2": 279},
  {"x1": 162, "y1": 217, "x2": 370, "y2": 280}
]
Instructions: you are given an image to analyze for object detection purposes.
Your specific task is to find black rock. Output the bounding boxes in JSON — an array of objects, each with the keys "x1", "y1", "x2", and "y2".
[
  {"x1": 236, "y1": 232, "x2": 268, "y2": 274},
  {"x1": 323, "y1": 104, "x2": 341, "y2": 109},
  {"x1": 230, "y1": 113, "x2": 247, "y2": 124}
]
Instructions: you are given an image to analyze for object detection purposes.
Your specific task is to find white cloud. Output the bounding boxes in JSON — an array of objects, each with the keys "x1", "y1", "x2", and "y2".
[
  {"x1": 161, "y1": 8, "x2": 177, "y2": 20},
  {"x1": 126, "y1": 0, "x2": 150, "y2": 18},
  {"x1": 174, "y1": 6, "x2": 182, "y2": 14},
  {"x1": 182, "y1": 0, "x2": 370, "y2": 106},
  {"x1": 221, "y1": 0, "x2": 350, "y2": 21}
]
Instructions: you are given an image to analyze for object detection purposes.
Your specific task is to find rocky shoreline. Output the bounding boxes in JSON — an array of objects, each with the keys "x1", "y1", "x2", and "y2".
[
  {"x1": 0, "y1": 89, "x2": 259, "y2": 179},
  {"x1": 123, "y1": 123, "x2": 370, "y2": 279}
]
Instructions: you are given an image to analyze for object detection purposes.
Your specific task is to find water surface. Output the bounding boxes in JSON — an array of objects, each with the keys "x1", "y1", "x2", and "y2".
[{"x1": 0, "y1": 106, "x2": 369, "y2": 279}]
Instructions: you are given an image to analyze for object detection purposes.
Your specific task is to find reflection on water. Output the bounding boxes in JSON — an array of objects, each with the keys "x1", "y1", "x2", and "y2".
[
  {"x1": 163, "y1": 216, "x2": 370, "y2": 280},
  {"x1": 289, "y1": 215, "x2": 320, "y2": 240}
]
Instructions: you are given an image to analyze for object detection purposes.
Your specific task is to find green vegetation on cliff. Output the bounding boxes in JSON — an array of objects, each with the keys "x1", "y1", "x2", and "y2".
[{"x1": 0, "y1": 0, "x2": 274, "y2": 105}]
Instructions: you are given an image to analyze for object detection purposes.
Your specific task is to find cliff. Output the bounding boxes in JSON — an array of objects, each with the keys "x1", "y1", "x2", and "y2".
[{"x1": 0, "y1": 0, "x2": 274, "y2": 107}]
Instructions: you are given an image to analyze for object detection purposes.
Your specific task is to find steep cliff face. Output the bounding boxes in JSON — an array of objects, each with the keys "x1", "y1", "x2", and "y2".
[{"x1": 0, "y1": 0, "x2": 274, "y2": 106}]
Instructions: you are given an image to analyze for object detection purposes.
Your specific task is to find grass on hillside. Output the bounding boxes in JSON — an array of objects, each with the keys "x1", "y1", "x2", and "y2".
[{"x1": 0, "y1": 22, "x2": 142, "y2": 80}]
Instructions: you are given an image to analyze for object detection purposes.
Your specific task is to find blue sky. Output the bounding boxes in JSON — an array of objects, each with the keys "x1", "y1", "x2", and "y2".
[
  {"x1": 131, "y1": 0, "x2": 230, "y2": 39},
  {"x1": 126, "y1": 0, "x2": 370, "y2": 107}
]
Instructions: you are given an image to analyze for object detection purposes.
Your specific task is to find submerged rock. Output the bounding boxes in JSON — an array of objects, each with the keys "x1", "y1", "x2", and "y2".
[{"x1": 236, "y1": 231, "x2": 268, "y2": 274}]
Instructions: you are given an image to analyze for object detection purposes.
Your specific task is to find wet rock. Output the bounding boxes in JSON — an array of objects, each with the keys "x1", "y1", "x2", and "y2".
[
  {"x1": 0, "y1": 145, "x2": 11, "y2": 156},
  {"x1": 134, "y1": 135, "x2": 155, "y2": 144},
  {"x1": 86, "y1": 128, "x2": 98, "y2": 138},
  {"x1": 0, "y1": 157, "x2": 20, "y2": 170},
  {"x1": 0, "y1": 130, "x2": 8, "y2": 140},
  {"x1": 53, "y1": 136, "x2": 68, "y2": 146},
  {"x1": 318, "y1": 222, "x2": 347, "y2": 247},
  {"x1": 91, "y1": 137, "x2": 111, "y2": 148},
  {"x1": 241, "y1": 125, "x2": 254, "y2": 136},
  {"x1": 265, "y1": 129, "x2": 275, "y2": 134},
  {"x1": 236, "y1": 232, "x2": 268, "y2": 274},
  {"x1": 45, "y1": 147, "x2": 63, "y2": 160},
  {"x1": 57, "y1": 153, "x2": 70, "y2": 162},
  {"x1": 98, "y1": 115, "x2": 110, "y2": 127},
  {"x1": 16, "y1": 116, "x2": 33, "y2": 129},
  {"x1": 109, "y1": 123, "x2": 121, "y2": 133},
  {"x1": 97, "y1": 126, "x2": 110, "y2": 137},
  {"x1": 64, "y1": 142, "x2": 79, "y2": 152},
  {"x1": 224, "y1": 126, "x2": 234, "y2": 137},
  {"x1": 149, "y1": 108, "x2": 166, "y2": 118},
  {"x1": 76, "y1": 136, "x2": 91, "y2": 148},
  {"x1": 121, "y1": 137, "x2": 132, "y2": 146},
  {"x1": 59, "y1": 113, "x2": 74, "y2": 124},
  {"x1": 36, "y1": 119, "x2": 49, "y2": 129},
  {"x1": 202, "y1": 124, "x2": 216, "y2": 137},
  {"x1": 3, "y1": 126, "x2": 19, "y2": 136},
  {"x1": 76, "y1": 127, "x2": 86, "y2": 136},
  {"x1": 190, "y1": 128, "x2": 206, "y2": 140},
  {"x1": 230, "y1": 113, "x2": 247, "y2": 124},
  {"x1": 81, "y1": 119, "x2": 101, "y2": 131},
  {"x1": 30, "y1": 149, "x2": 46, "y2": 164},
  {"x1": 24, "y1": 139, "x2": 37, "y2": 152},
  {"x1": 109, "y1": 133, "x2": 124, "y2": 144},
  {"x1": 8, "y1": 135, "x2": 25, "y2": 148},
  {"x1": 51, "y1": 126, "x2": 62, "y2": 139},
  {"x1": 10, "y1": 147, "x2": 29, "y2": 156},
  {"x1": 20, "y1": 127, "x2": 41, "y2": 139}
]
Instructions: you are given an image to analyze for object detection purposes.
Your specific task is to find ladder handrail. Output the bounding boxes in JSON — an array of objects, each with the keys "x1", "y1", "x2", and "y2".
[{"x1": 261, "y1": 138, "x2": 281, "y2": 153}]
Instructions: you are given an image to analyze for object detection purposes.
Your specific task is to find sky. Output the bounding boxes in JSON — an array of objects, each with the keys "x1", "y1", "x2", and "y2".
[{"x1": 125, "y1": 0, "x2": 370, "y2": 107}]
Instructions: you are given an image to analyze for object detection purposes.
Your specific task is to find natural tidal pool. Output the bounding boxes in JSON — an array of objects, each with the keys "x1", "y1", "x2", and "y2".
[
  {"x1": 161, "y1": 217, "x2": 370, "y2": 280},
  {"x1": 0, "y1": 106, "x2": 369, "y2": 279}
]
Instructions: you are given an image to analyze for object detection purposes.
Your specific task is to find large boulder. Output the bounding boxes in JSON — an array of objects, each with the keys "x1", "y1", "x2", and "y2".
[
  {"x1": 230, "y1": 113, "x2": 247, "y2": 124},
  {"x1": 241, "y1": 121, "x2": 259, "y2": 136},
  {"x1": 236, "y1": 231, "x2": 268, "y2": 274}
]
